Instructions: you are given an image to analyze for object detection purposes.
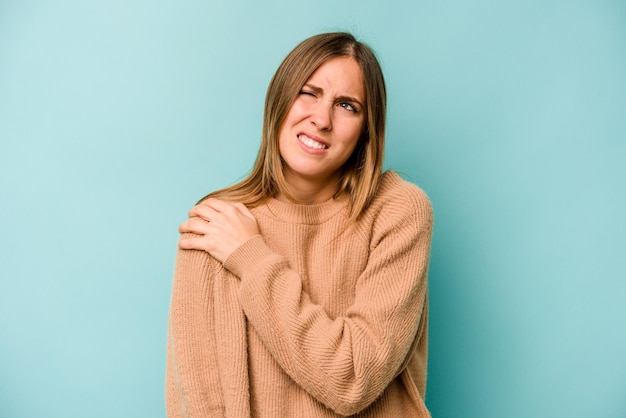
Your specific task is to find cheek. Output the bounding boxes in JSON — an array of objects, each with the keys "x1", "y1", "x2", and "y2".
[
  {"x1": 340, "y1": 121, "x2": 365, "y2": 161},
  {"x1": 336, "y1": 132, "x2": 362, "y2": 167},
  {"x1": 340, "y1": 120, "x2": 365, "y2": 148},
  {"x1": 277, "y1": 125, "x2": 289, "y2": 158},
  {"x1": 344, "y1": 139, "x2": 360, "y2": 162},
  {"x1": 283, "y1": 99, "x2": 305, "y2": 124}
]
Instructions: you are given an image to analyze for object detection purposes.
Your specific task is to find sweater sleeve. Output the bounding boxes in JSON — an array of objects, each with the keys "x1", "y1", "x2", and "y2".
[
  {"x1": 223, "y1": 188, "x2": 434, "y2": 416},
  {"x1": 165, "y1": 234, "x2": 224, "y2": 417}
]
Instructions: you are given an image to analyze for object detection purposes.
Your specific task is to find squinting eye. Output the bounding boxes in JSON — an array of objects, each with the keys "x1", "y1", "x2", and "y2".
[{"x1": 299, "y1": 90, "x2": 316, "y2": 97}]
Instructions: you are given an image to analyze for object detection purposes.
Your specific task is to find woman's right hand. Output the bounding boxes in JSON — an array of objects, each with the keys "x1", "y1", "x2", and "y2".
[{"x1": 178, "y1": 198, "x2": 260, "y2": 263}]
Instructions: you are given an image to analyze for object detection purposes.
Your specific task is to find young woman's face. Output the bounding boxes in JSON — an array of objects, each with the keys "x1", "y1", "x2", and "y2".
[{"x1": 278, "y1": 57, "x2": 365, "y2": 197}]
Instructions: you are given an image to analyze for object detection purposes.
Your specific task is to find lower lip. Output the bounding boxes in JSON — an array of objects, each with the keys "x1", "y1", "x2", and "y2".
[{"x1": 297, "y1": 136, "x2": 328, "y2": 154}]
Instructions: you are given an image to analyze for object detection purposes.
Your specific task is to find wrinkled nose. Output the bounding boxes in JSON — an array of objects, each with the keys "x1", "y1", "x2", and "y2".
[{"x1": 309, "y1": 101, "x2": 332, "y2": 130}]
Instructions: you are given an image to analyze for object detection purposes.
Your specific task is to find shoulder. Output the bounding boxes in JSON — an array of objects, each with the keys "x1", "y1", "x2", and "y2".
[
  {"x1": 354, "y1": 171, "x2": 433, "y2": 242},
  {"x1": 369, "y1": 171, "x2": 433, "y2": 222}
]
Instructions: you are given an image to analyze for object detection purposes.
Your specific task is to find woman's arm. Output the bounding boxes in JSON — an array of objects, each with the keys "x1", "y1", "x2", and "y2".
[
  {"x1": 224, "y1": 190, "x2": 433, "y2": 415},
  {"x1": 165, "y1": 236, "x2": 224, "y2": 417}
]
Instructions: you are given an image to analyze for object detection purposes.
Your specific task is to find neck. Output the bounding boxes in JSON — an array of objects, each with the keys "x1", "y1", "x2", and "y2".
[{"x1": 278, "y1": 173, "x2": 341, "y2": 204}]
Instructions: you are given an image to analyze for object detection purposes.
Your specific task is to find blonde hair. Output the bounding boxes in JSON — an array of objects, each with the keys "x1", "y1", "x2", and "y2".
[{"x1": 200, "y1": 32, "x2": 387, "y2": 222}]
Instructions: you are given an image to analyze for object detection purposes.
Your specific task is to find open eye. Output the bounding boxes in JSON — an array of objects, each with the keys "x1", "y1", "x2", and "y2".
[{"x1": 338, "y1": 102, "x2": 357, "y2": 113}]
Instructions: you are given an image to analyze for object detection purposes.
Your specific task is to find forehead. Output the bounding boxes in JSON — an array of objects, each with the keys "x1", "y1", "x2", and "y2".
[{"x1": 305, "y1": 57, "x2": 365, "y2": 100}]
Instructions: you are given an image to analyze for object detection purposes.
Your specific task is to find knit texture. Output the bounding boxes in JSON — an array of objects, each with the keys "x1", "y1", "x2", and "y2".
[{"x1": 165, "y1": 171, "x2": 434, "y2": 417}]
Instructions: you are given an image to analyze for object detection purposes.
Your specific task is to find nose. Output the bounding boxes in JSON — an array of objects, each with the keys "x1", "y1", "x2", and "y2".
[{"x1": 309, "y1": 100, "x2": 332, "y2": 131}]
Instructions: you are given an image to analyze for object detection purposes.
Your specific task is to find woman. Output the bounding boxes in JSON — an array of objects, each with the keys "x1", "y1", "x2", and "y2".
[{"x1": 165, "y1": 32, "x2": 434, "y2": 417}]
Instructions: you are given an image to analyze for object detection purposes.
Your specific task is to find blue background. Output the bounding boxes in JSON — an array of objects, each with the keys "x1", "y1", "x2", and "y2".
[{"x1": 1, "y1": 1, "x2": 625, "y2": 417}]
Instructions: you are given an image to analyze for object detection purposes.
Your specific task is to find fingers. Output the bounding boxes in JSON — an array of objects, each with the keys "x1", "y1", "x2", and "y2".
[
  {"x1": 181, "y1": 199, "x2": 253, "y2": 236},
  {"x1": 178, "y1": 236, "x2": 203, "y2": 250},
  {"x1": 178, "y1": 198, "x2": 260, "y2": 262},
  {"x1": 189, "y1": 198, "x2": 230, "y2": 219},
  {"x1": 233, "y1": 202, "x2": 255, "y2": 220},
  {"x1": 190, "y1": 198, "x2": 255, "y2": 222},
  {"x1": 188, "y1": 202, "x2": 217, "y2": 222},
  {"x1": 178, "y1": 216, "x2": 211, "y2": 234}
]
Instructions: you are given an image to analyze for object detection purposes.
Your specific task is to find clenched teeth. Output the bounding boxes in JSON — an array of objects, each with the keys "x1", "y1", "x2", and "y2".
[{"x1": 299, "y1": 135, "x2": 328, "y2": 149}]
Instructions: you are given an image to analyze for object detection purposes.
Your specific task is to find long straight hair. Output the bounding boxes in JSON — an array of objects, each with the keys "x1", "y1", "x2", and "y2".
[{"x1": 200, "y1": 32, "x2": 387, "y2": 223}]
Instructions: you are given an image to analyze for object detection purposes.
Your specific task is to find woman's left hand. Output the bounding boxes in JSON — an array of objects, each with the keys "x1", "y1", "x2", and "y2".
[{"x1": 178, "y1": 198, "x2": 260, "y2": 263}]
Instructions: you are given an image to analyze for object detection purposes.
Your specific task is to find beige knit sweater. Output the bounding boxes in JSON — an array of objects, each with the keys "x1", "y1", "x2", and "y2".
[{"x1": 165, "y1": 171, "x2": 434, "y2": 417}]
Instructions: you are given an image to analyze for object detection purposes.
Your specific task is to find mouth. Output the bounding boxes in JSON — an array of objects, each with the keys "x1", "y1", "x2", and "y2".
[{"x1": 298, "y1": 134, "x2": 329, "y2": 150}]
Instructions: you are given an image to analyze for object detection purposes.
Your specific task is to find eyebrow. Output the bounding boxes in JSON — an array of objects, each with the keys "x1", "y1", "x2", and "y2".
[{"x1": 302, "y1": 83, "x2": 364, "y2": 109}]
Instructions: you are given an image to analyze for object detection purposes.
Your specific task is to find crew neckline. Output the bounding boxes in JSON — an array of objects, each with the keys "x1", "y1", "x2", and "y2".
[{"x1": 256, "y1": 195, "x2": 349, "y2": 225}]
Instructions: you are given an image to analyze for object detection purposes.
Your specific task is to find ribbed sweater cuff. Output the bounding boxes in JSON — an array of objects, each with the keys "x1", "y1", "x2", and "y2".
[{"x1": 223, "y1": 235, "x2": 273, "y2": 278}]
